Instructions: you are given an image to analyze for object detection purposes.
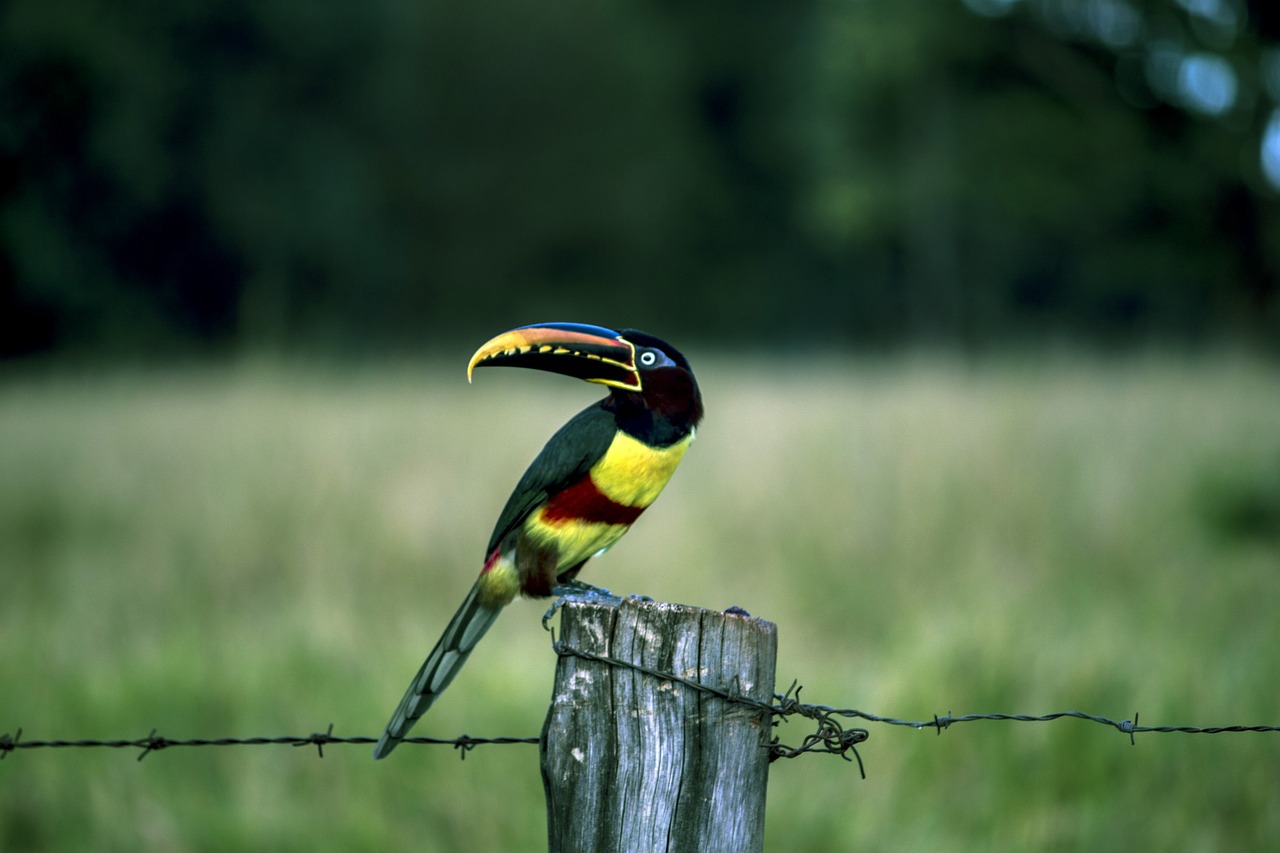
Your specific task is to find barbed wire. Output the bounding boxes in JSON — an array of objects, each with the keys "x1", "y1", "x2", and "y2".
[
  {"x1": 815, "y1": 707, "x2": 1280, "y2": 739},
  {"x1": 4, "y1": 638, "x2": 1279, "y2": 771},
  {"x1": 549, "y1": 636, "x2": 872, "y2": 773},
  {"x1": 0, "y1": 725, "x2": 537, "y2": 761}
]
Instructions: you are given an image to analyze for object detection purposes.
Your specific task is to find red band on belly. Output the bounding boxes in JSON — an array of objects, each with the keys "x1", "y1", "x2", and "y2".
[{"x1": 540, "y1": 476, "x2": 646, "y2": 526}]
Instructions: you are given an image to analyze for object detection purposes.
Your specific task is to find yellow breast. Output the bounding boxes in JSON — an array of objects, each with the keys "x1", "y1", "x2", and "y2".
[
  {"x1": 521, "y1": 429, "x2": 695, "y2": 575},
  {"x1": 590, "y1": 430, "x2": 694, "y2": 507}
]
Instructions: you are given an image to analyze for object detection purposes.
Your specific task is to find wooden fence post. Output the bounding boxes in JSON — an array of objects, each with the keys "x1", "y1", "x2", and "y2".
[{"x1": 541, "y1": 597, "x2": 777, "y2": 853}]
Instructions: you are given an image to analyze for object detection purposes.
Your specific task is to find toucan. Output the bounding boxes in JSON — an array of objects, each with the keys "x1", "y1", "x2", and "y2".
[{"x1": 374, "y1": 322, "x2": 703, "y2": 759}]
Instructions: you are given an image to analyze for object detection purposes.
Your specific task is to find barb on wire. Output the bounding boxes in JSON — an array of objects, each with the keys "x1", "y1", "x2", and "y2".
[{"x1": 769, "y1": 682, "x2": 868, "y2": 777}]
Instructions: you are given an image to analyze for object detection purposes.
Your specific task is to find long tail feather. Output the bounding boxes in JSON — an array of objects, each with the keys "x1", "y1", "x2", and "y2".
[{"x1": 373, "y1": 582, "x2": 503, "y2": 759}]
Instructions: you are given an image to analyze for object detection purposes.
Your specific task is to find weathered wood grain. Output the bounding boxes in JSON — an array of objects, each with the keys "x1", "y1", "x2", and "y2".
[{"x1": 542, "y1": 598, "x2": 777, "y2": 853}]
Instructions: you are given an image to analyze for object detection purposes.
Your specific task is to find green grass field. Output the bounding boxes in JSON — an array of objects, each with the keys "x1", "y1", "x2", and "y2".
[{"x1": 2, "y1": 353, "x2": 1278, "y2": 850}]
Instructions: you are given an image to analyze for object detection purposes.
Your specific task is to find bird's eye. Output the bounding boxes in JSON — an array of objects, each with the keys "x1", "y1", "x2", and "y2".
[{"x1": 639, "y1": 350, "x2": 658, "y2": 367}]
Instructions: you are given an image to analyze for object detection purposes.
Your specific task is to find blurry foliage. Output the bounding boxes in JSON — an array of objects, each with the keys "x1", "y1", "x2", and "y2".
[
  {"x1": 1196, "y1": 454, "x2": 1280, "y2": 544},
  {"x1": 1, "y1": 0, "x2": 1278, "y2": 356},
  {"x1": 3, "y1": 357, "x2": 1279, "y2": 849}
]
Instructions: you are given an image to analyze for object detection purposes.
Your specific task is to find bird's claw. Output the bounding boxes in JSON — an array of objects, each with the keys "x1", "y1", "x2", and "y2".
[{"x1": 542, "y1": 581, "x2": 624, "y2": 629}]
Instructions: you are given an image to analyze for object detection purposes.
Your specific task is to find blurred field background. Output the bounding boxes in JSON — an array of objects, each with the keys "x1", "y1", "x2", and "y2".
[
  {"x1": 6, "y1": 0, "x2": 1280, "y2": 848},
  {"x1": 2, "y1": 354, "x2": 1278, "y2": 849}
]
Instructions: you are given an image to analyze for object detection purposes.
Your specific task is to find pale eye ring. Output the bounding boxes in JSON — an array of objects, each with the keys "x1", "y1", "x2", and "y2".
[{"x1": 639, "y1": 350, "x2": 658, "y2": 367}]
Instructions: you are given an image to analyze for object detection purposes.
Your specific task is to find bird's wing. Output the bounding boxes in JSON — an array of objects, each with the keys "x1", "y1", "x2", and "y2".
[{"x1": 484, "y1": 403, "x2": 618, "y2": 556}]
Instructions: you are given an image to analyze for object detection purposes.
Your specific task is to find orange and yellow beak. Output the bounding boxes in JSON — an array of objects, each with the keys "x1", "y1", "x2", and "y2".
[{"x1": 467, "y1": 322, "x2": 641, "y2": 392}]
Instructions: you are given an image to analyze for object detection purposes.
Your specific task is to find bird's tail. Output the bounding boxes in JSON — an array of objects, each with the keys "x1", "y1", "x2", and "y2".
[{"x1": 373, "y1": 581, "x2": 503, "y2": 759}]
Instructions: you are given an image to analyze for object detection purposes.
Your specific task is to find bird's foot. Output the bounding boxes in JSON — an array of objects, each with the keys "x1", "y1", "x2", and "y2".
[
  {"x1": 553, "y1": 578, "x2": 615, "y2": 597},
  {"x1": 542, "y1": 581, "x2": 623, "y2": 629}
]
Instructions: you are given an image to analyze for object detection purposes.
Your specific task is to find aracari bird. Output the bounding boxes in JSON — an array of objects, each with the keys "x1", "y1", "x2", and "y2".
[{"x1": 374, "y1": 322, "x2": 703, "y2": 759}]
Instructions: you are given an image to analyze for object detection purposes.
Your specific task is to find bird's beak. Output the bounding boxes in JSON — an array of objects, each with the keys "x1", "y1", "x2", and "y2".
[{"x1": 467, "y1": 323, "x2": 641, "y2": 392}]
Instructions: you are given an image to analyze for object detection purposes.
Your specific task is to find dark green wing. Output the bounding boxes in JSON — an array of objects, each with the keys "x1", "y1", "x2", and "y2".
[{"x1": 484, "y1": 402, "x2": 618, "y2": 556}]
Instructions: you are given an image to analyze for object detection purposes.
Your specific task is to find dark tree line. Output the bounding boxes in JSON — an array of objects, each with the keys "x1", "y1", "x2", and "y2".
[{"x1": 1, "y1": 0, "x2": 1277, "y2": 358}]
